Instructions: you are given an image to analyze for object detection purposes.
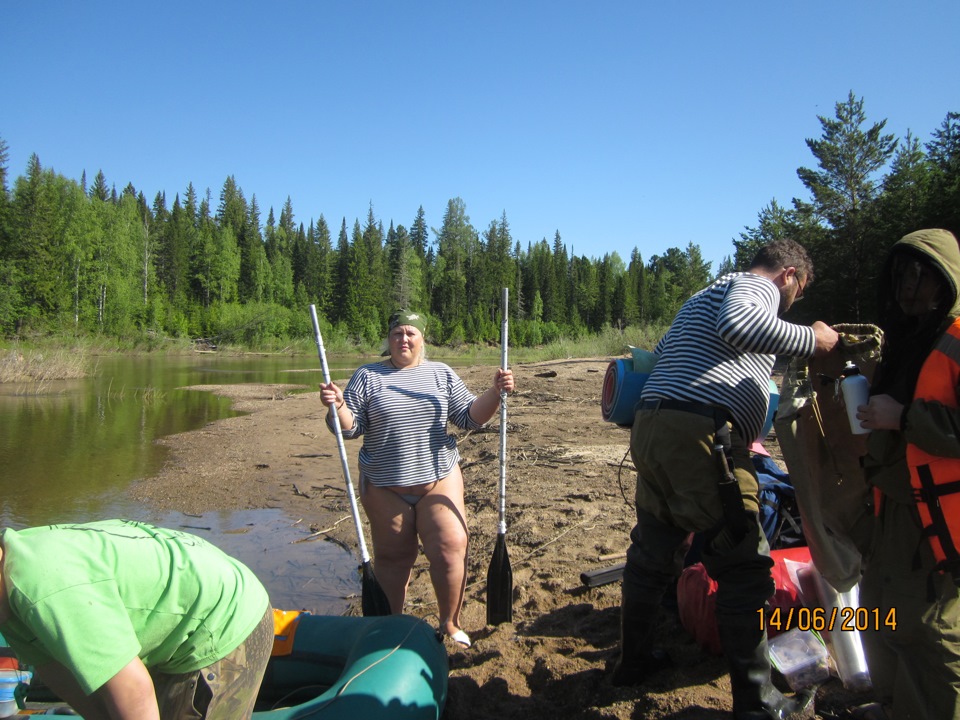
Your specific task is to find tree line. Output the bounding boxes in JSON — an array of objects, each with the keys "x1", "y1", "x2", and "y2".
[{"x1": 0, "y1": 91, "x2": 957, "y2": 348}]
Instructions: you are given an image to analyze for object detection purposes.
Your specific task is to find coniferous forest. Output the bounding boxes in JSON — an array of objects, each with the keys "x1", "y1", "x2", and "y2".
[{"x1": 0, "y1": 92, "x2": 957, "y2": 349}]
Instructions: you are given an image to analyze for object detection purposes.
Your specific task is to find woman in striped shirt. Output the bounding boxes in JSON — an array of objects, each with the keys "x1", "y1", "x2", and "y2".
[{"x1": 321, "y1": 310, "x2": 514, "y2": 648}]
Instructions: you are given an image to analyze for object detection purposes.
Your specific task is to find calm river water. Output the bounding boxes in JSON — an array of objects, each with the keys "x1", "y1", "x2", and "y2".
[{"x1": 0, "y1": 353, "x2": 376, "y2": 614}]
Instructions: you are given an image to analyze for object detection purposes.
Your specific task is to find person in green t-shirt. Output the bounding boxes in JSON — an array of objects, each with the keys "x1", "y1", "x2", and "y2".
[{"x1": 0, "y1": 519, "x2": 272, "y2": 720}]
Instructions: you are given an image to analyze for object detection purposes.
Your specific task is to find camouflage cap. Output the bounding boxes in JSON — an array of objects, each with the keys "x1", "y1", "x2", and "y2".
[{"x1": 388, "y1": 310, "x2": 426, "y2": 334}]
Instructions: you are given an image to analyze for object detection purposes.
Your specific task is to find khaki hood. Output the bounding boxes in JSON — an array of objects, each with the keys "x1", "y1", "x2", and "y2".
[{"x1": 889, "y1": 228, "x2": 960, "y2": 319}]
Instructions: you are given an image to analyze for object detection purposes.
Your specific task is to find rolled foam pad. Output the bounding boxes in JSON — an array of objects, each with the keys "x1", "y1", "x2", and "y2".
[{"x1": 601, "y1": 358, "x2": 649, "y2": 426}]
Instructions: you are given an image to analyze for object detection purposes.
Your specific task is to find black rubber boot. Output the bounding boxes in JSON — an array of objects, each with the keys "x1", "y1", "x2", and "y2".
[
  {"x1": 610, "y1": 595, "x2": 673, "y2": 686},
  {"x1": 717, "y1": 619, "x2": 815, "y2": 720}
]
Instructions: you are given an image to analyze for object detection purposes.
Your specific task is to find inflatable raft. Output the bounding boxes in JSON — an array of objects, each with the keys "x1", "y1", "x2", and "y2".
[
  {"x1": 4, "y1": 613, "x2": 448, "y2": 719},
  {"x1": 255, "y1": 612, "x2": 448, "y2": 719}
]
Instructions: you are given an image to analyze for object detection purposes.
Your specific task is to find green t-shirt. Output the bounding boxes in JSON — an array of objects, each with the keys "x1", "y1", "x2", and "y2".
[{"x1": 0, "y1": 520, "x2": 269, "y2": 694}]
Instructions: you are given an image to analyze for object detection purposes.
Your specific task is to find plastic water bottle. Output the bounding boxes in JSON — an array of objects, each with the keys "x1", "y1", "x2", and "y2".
[
  {"x1": 0, "y1": 669, "x2": 30, "y2": 719},
  {"x1": 840, "y1": 362, "x2": 870, "y2": 435}
]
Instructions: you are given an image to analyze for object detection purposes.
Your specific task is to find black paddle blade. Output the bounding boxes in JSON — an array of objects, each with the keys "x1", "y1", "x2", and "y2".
[
  {"x1": 360, "y1": 562, "x2": 392, "y2": 617},
  {"x1": 486, "y1": 533, "x2": 513, "y2": 625}
]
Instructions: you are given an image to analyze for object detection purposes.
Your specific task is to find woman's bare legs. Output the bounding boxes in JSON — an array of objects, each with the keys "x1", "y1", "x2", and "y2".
[
  {"x1": 417, "y1": 465, "x2": 469, "y2": 637},
  {"x1": 360, "y1": 468, "x2": 469, "y2": 636},
  {"x1": 360, "y1": 482, "x2": 420, "y2": 614}
]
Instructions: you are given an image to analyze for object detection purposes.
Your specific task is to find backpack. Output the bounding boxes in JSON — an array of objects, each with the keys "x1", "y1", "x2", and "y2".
[
  {"x1": 753, "y1": 454, "x2": 804, "y2": 549},
  {"x1": 678, "y1": 546, "x2": 811, "y2": 655}
]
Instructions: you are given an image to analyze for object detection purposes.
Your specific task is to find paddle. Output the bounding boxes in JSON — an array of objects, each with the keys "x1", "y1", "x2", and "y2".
[
  {"x1": 308, "y1": 305, "x2": 392, "y2": 617},
  {"x1": 486, "y1": 287, "x2": 513, "y2": 625}
]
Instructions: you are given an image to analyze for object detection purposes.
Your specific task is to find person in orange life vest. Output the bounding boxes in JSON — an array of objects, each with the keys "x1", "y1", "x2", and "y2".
[{"x1": 855, "y1": 229, "x2": 960, "y2": 720}]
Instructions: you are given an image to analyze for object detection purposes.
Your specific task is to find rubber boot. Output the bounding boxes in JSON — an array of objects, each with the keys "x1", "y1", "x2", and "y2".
[
  {"x1": 610, "y1": 595, "x2": 673, "y2": 686},
  {"x1": 717, "y1": 619, "x2": 815, "y2": 720}
]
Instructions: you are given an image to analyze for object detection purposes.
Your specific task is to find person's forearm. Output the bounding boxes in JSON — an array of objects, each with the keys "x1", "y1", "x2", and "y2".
[
  {"x1": 99, "y1": 658, "x2": 161, "y2": 720},
  {"x1": 468, "y1": 387, "x2": 502, "y2": 425},
  {"x1": 36, "y1": 662, "x2": 110, "y2": 719},
  {"x1": 328, "y1": 400, "x2": 354, "y2": 431}
]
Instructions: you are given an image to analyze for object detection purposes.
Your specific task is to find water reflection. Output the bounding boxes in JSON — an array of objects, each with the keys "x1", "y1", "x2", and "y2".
[{"x1": 0, "y1": 355, "x2": 357, "y2": 526}]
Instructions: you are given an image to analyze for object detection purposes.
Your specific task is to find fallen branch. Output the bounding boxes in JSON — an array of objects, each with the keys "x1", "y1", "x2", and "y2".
[
  {"x1": 290, "y1": 515, "x2": 351, "y2": 544},
  {"x1": 598, "y1": 551, "x2": 626, "y2": 562},
  {"x1": 518, "y1": 517, "x2": 595, "y2": 563}
]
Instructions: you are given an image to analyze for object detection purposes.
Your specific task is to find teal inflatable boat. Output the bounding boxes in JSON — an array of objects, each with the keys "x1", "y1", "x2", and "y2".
[
  {"x1": 4, "y1": 613, "x2": 448, "y2": 719},
  {"x1": 255, "y1": 613, "x2": 448, "y2": 719}
]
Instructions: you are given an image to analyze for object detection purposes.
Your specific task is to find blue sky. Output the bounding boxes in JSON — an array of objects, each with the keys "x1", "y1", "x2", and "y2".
[{"x1": 3, "y1": 2, "x2": 958, "y2": 271}]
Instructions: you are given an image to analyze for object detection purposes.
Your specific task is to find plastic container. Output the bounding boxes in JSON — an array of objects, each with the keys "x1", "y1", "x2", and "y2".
[
  {"x1": 811, "y1": 569, "x2": 873, "y2": 692},
  {"x1": 768, "y1": 628, "x2": 830, "y2": 691},
  {"x1": 840, "y1": 362, "x2": 870, "y2": 435},
  {"x1": 0, "y1": 668, "x2": 31, "y2": 718}
]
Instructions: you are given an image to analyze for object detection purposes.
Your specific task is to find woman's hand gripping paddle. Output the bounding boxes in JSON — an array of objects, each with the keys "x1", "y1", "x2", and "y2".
[
  {"x1": 309, "y1": 305, "x2": 392, "y2": 617},
  {"x1": 487, "y1": 287, "x2": 513, "y2": 625}
]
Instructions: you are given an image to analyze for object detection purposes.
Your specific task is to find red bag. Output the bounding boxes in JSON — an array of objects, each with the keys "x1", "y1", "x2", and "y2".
[{"x1": 677, "y1": 546, "x2": 810, "y2": 655}]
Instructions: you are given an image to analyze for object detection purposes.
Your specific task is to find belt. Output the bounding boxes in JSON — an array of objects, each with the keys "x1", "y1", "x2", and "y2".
[{"x1": 639, "y1": 398, "x2": 730, "y2": 425}]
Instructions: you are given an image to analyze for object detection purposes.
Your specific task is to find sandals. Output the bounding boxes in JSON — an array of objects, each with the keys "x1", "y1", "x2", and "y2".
[
  {"x1": 448, "y1": 629, "x2": 472, "y2": 648},
  {"x1": 437, "y1": 628, "x2": 471, "y2": 648}
]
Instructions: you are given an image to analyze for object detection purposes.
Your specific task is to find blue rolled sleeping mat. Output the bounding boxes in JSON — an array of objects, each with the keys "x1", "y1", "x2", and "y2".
[
  {"x1": 601, "y1": 359, "x2": 780, "y2": 441},
  {"x1": 600, "y1": 358, "x2": 649, "y2": 426}
]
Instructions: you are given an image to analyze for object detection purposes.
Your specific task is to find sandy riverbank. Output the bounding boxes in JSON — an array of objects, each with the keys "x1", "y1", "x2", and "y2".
[{"x1": 130, "y1": 358, "x2": 868, "y2": 719}]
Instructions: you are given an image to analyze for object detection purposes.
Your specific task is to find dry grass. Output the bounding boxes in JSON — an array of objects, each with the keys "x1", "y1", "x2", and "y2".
[{"x1": 0, "y1": 346, "x2": 90, "y2": 385}]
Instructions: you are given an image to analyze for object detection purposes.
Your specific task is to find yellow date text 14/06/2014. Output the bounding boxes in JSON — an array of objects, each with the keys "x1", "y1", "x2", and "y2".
[{"x1": 759, "y1": 606, "x2": 898, "y2": 633}]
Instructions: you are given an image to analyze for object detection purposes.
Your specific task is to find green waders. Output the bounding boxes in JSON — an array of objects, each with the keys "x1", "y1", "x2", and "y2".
[{"x1": 617, "y1": 404, "x2": 814, "y2": 719}]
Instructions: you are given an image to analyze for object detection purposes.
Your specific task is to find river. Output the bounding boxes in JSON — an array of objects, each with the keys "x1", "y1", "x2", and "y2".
[{"x1": 0, "y1": 353, "x2": 372, "y2": 614}]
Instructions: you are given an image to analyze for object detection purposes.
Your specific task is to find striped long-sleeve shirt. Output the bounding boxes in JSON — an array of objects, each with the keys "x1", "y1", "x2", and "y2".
[
  {"x1": 334, "y1": 360, "x2": 482, "y2": 487},
  {"x1": 641, "y1": 271, "x2": 817, "y2": 442}
]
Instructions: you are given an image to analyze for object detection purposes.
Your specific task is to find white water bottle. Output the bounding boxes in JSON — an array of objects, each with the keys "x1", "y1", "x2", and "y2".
[{"x1": 840, "y1": 362, "x2": 870, "y2": 435}]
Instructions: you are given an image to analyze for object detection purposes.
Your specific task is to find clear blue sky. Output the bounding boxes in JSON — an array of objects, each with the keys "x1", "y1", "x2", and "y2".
[{"x1": 3, "y1": 1, "x2": 958, "y2": 271}]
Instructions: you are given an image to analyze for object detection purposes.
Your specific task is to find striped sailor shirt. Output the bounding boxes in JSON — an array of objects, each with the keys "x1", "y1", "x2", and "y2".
[
  {"x1": 334, "y1": 360, "x2": 481, "y2": 487},
  {"x1": 641, "y1": 271, "x2": 817, "y2": 442}
]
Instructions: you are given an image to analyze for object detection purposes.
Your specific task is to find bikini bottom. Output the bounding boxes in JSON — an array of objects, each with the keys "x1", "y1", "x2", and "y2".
[{"x1": 360, "y1": 475, "x2": 427, "y2": 507}]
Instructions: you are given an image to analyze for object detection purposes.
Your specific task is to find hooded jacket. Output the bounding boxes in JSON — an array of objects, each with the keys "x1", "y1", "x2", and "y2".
[{"x1": 863, "y1": 228, "x2": 960, "y2": 504}]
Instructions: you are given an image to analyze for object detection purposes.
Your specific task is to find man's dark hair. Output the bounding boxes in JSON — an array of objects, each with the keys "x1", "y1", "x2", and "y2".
[{"x1": 749, "y1": 239, "x2": 815, "y2": 285}]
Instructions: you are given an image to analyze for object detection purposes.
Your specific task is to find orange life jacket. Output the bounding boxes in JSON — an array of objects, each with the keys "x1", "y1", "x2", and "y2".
[{"x1": 907, "y1": 317, "x2": 960, "y2": 581}]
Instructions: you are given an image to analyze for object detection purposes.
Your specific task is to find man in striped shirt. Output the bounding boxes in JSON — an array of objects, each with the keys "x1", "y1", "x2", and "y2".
[{"x1": 613, "y1": 240, "x2": 838, "y2": 719}]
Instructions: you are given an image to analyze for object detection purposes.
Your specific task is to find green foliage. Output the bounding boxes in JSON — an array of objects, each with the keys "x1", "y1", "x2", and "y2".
[
  {"x1": 2, "y1": 97, "x2": 957, "y2": 348},
  {"x1": 0, "y1": 258, "x2": 22, "y2": 335}
]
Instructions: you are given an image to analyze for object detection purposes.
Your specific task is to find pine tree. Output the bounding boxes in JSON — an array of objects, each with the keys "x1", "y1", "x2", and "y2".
[
  {"x1": 311, "y1": 214, "x2": 333, "y2": 314},
  {"x1": 796, "y1": 91, "x2": 897, "y2": 320},
  {"x1": 432, "y1": 198, "x2": 474, "y2": 341},
  {"x1": 361, "y1": 204, "x2": 387, "y2": 319},
  {"x1": 0, "y1": 137, "x2": 17, "y2": 333},
  {"x1": 324, "y1": 218, "x2": 348, "y2": 325},
  {"x1": 0, "y1": 136, "x2": 9, "y2": 198},
  {"x1": 410, "y1": 205, "x2": 429, "y2": 258},
  {"x1": 90, "y1": 170, "x2": 109, "y2": 202},
  {"x1": 926, "y1": 112, "x2": 960, "y2": 234}
]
